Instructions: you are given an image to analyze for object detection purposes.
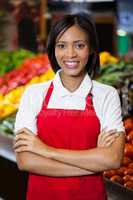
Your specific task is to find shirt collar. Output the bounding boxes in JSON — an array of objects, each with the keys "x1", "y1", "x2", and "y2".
[{"x1": 52, "y1": 70, "x2": 92, "y2": 98}]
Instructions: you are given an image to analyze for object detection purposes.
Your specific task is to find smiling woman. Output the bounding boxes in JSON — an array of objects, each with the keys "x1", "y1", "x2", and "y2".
[{"x1": 14, "y1": 13, "x2": 125, "y2": 200}]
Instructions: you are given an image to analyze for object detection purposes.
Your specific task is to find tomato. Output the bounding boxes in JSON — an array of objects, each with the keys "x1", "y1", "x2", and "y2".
[
  {"x1": 116, "y1": 167, "x2": 127, "y2": 176},
  {"x1": 0, "y1": 85, "x2": 8, "y2": 95},
  {"x1": 124, "y1": 143, "x2": 133, "y2": 158},
  {"x1": 103, "y1": 170, "x2": 116, "y2": 178},
  {"x1": 0, "y1": 77, "x2": 4, "y2": 86},
  {"x1": 124, "y1": 168, "x2": 133, "y2": 175},
  {"x1": 124, "y1": 118, "x2": 133, "y2": 133},
  {"x1": 110, "y1": 175, "x2": 123, "y2": 184},
  {"x1": 122, "y1": 156, "x2": 132, "y2": 166},
  {"x1": 126, "y1": 131, "x2": 133, "y2": 142},
  {"x1": 128, "y1": 162, "x2": 133, "y2": 168},
  {"x1": 123, "y1": 175, "x2": 133, "y2": 183},
  {"x1": 124, "y1": 181, "x2": 133, "y2": 189}
]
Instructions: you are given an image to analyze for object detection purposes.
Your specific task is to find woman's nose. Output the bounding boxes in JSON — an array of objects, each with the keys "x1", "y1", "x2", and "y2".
[{"x1": 66, "y1": 46, "x2": 77, "y2": 58}]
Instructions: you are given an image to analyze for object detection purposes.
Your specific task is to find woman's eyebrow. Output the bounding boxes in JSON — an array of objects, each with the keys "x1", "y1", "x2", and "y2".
[
  {"x1": 56, "y1": 40, "x2": 87, "y2": 43},
  {"x1": 74, "y1": 40, "x2": 88, "y2": 43}
]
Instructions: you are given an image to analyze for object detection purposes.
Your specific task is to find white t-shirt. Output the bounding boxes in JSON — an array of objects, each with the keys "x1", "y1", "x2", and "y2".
[{"x1": 14, "y1": 70, "x2": 125, "y2": 134}]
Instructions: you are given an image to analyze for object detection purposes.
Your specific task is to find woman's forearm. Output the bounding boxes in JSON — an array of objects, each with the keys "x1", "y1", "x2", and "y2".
[
  {"x1": 16, "y1": 152, "x2": 94, "y2": 177},
  {"x1": 14, "y1": 128, "x2": 125, "y2": 173},
  {"x1": 47, "y1": 133, "x2": 125, "y2": 172},
  {"x1": 49, "y1": 147, "x2": 115, "y2": 172}
]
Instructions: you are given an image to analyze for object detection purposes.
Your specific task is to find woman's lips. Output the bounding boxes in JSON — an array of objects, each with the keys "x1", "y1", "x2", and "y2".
[{"x1": 63, "y1": 61, "x2": 79, "y2": 69}]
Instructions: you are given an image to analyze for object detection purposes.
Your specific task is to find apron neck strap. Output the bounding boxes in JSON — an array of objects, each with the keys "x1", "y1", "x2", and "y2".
[
  {"x1": 43, "y1": 82, "x2": 54, "y2": 109},
  {"x1": 85, "y1": 84, "x2": 93, "y2": 110}
]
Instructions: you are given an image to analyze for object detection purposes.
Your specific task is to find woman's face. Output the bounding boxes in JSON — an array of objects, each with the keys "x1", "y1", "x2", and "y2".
[{"x1": 55, "y1": 25, "x2": 90, "y2": 77}]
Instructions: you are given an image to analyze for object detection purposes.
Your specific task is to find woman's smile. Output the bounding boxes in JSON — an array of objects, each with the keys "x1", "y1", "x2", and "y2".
[{"x1": 63, "y1": 60, "x2": 80, "y2": 69}]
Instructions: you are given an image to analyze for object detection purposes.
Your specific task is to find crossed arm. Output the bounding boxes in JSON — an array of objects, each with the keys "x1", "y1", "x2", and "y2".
[{"x1": 14, "y1": 128, "x2": 125, "y2": 177}]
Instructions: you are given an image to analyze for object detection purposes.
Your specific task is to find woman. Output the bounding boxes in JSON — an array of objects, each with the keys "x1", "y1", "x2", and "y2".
[{"x1": 14, "y1": 13, "x2": 125, "y2": 200}]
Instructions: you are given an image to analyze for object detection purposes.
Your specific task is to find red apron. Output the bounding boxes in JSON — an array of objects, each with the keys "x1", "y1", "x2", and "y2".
[{"x1": 27, "y1": 82, "x2": 107, "y2": 200}]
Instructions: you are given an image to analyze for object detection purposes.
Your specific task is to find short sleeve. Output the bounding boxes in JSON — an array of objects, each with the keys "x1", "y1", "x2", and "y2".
[
  {"x1": 14, "y1": 87, "x2": 37, "y2": 134},
  {"x1": 102, "y1": 89, "x2": 125, "y2": 133}
]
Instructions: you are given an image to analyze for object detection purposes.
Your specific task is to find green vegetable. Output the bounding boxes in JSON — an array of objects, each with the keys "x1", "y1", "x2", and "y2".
[
  {"x1": 0, "y1": 115, "x2": 15, "y2": 135},
  {"x1": 98, "y1": 60, "x2": 133, "y2": 86}
]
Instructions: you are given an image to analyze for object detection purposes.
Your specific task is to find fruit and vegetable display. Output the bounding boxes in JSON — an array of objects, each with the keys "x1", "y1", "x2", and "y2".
[
  {"x1": 95, "y1": 52, "x2": 133, "y2": 191},
  {"x1": 0, "y1": 52, "x2": 52, "y2": 95},
  {"x1": 104, "y1": 117, "x2": 133, "y2": 190},
  {"x1": 0, "y1": 49, "x2": 34, "y2": 76},
  {"x1": 0, "y1": 50, "x2": 55, "y2": 132},
  {"x1": 98, "y1": 52, "x2": 133, "y2": 87},
  {"x1": 99, "y1": 52, "x2": 133, "y2": 116}
]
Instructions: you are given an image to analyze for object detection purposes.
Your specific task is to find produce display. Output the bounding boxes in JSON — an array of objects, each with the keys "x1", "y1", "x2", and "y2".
[
  {"x1": 99, "y1": 52, "x2": 133, "y2": 116},
  {"x1": 98, "y1": 52, "x2": 133, "y2": 86},
  {"x1": 0, "y1": 49, "x2": 34, "y2": 76},
  {"x1": 0, "y1": 52, "x2": 51, "y2": 95},
  {"x1": 104, "y1": 117, "x2": 133, "y2": 190},
  {"x1": 97, "y1": 52, "x2": 133, "y2": 191},
  {"x1": 0, "y1": 51, "x2": 55, "y2": 126}
]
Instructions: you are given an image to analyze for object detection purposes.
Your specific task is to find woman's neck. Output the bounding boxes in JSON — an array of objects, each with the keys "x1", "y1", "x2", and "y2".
[{"x1": 60, "y1": 71, "x2": 86, "y2": 92}]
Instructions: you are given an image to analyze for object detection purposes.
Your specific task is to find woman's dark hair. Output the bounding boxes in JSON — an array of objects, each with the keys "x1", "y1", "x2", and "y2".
[{"x1": 47, "y1": 13, "x2": 100, "y2": 78}]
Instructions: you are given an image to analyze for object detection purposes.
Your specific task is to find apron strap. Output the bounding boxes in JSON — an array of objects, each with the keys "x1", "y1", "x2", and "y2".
[
  {"x1": 42, "y1": 82, "x2": 54, "y2": 109},
  {"x1": 85, "y1": 84, "x2": 94, "y2": 110}
]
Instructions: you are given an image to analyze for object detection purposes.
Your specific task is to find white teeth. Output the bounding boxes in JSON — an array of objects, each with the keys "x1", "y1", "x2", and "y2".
[
  {"x1": 63, "y1": 60, "x2": 79, "y2": 68},
  {"x1": 65, "y1": 61, "x2": 77, "y2": 62},
  {"x1": 64, "y1": 61, "x2": 78, "y2": 64}
]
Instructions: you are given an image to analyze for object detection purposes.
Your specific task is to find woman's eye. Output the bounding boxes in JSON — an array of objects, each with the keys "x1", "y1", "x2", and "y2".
[
  {"x1": 56, "y1": 44, "x2": 65, "y2": 49},
  {"x1": 75, "y1": 43, "x2": 86, "y2": 49}
]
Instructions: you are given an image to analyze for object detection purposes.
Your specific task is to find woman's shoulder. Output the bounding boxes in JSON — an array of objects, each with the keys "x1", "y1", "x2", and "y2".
[
  {"x1": 92, "y1": 80, "x2": 118, "y2": 97},
  {"x1": 22, "y1": 80, "x2": 52, "y2": 98}
]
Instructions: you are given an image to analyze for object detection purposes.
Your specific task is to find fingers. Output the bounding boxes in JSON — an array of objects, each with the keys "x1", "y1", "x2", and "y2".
[
  {"x1": 14, "y1": 139, "x2": 27, "y2": 149},
  {"x1": 16, "y1": 127, "x2": 34, "y2": 136},
  {"x1": 15, "y1": 128, "x2": 35, "y2": 142},
  {"x1": 14, "y1": 145, "x2": 29, "y2": 153},
  {"x1": 13, "y1": 128, "x2": 35, "y2": 152},
  {"x1": 101, "y1": 128, "x2": 117, "y2": 135},
  {"x1": 100, "y1": 134, "x2": 117, "y2": 147},
  {"x1": 104, "y1": 137, "x2": 116, "y2": 147},
  {"x1": 98, "y1": 128, "x2": 120, "y2": 148},
  {"x1": 98, "y1": 129, "x2": 116, "y2": 144},
  {"x1": 15, "y1": 133, "x2": 28, "y2": 142}
]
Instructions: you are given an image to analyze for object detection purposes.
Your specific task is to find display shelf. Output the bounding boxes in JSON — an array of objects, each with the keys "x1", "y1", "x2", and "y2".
[
  {"x1": 0, "y1": 133, "x2": 15, "y2": 162},
  {"x1": 104, "y1": 177, "x2": 133, "y2": 200}
]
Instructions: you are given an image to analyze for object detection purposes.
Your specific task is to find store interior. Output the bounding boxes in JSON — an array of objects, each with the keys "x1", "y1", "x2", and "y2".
[{"x1": 0, "y1": 0, "x2": 133, "y2": 200}]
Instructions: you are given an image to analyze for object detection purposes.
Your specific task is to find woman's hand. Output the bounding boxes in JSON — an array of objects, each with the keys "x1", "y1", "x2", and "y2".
[
  {"x1": 14, "y1": 128, "x2": 52, "y2": 157},
  {"x1": 97, "y1": 128, "x2": 120, "y2": 148}
]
